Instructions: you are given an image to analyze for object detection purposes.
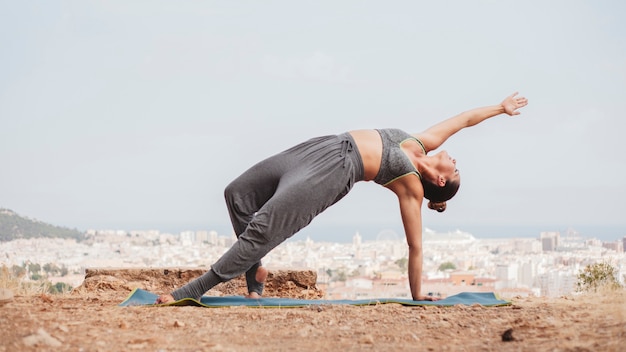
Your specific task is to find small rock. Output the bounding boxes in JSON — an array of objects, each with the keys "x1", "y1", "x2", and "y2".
[
  {"x1": 361, "y1": 334, "x2": 375, "y2": 344},
  {"x1": 501, "y1": 328, "x2": 515, "y2": 342},
  {"x1": 119, "y1": 320, "x2": 129, "y2": 329},
  {"x1": 0, "y1": 288, "x2": 14, "y2": 306},
  {"x1": 22, "y1": 328, "x2": 62, "y2": 347},
  {"x1": 173, "y1": 320, "x2": 185, "y2": 327}
]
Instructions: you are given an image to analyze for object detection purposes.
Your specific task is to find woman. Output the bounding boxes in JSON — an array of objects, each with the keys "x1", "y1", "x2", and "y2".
[{"x1": 157, "y1": 92, "x2": 528, "y2": 303}]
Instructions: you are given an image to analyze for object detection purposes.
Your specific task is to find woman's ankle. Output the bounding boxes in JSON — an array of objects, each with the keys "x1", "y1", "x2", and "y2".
[{"x1": 255, "y1": 266, "x2": 268, "y2": 284}]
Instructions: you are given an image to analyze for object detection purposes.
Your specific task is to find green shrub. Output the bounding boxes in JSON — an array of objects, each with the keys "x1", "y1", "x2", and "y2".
[
  {"x1": 1, "y1": 265, "x2": 64, "y2": 295},
  {"x1": 48, "y1": 282, "x2": 73, "y2": 294},
  {"x1": 576, "y1": 262, "x2": 623, "y2": 292},
  {"x1": 438, "y1": 261, "x2": 456, "y2": 271}
]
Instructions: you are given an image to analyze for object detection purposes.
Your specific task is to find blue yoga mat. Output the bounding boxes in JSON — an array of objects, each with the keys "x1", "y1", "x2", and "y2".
[{"x1": 119, "y1": 288, "x2": 510, "y2": 308}]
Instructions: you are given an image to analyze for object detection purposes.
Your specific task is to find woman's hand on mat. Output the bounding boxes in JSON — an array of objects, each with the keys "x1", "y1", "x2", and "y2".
[{"x1": 156, "y1": 294, "x2": 175, "y2": 304}]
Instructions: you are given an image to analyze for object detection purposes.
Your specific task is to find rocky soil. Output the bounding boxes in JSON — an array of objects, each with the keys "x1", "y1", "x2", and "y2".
[{"x1": 1, "y1": 268, "x2": 625, "y2": 351}]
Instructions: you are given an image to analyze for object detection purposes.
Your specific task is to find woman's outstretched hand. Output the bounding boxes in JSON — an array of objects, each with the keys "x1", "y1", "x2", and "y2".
[{"x1": 501, "y1": 92, "x2": 528, "y2": 116}]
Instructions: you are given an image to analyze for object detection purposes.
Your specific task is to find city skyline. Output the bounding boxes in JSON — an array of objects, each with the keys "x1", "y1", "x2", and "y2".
[
  {"x1": 2, "y1": 2, "x2": 626, "y2": 237},
  {"x1": 92, "y1": 222, "x2": 626, "y2": 244},
  {"x1": 2, "y1": 205, "x2": 625, "y2": 244},
  {"x1": 2, "y1": 225, "x2": 624, "y2": 299}
]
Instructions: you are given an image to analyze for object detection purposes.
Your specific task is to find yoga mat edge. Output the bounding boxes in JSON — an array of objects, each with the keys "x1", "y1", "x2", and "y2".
[{"x1": 119, "y1": 288, "x2": 511, "y2": 308}]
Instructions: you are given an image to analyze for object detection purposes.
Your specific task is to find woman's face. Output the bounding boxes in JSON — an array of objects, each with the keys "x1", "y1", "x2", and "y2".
[{"x1": 436, "y1": 150, "x2": 460, "y2": 183}]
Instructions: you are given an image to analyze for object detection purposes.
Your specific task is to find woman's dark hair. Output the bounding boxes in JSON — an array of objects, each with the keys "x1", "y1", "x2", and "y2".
[{"x1": 422, "y1": 177, "x2": 460, "y2": 213}]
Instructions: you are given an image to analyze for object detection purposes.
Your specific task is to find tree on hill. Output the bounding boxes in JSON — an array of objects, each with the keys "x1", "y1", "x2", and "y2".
[
  {"x1": 28, "y1": 263, "x2": 41, "y2": 275},
  {"x1": 576, "y1": 262, "x2": 623, "y2": 292},
  {"x1": 438, "y1": 261, "x2": 456, "y2": 271},
  {"x1": 395, "y1": 257, "x2": 408, "y2": 274},
  {"x1": 0, "y1": 208, "x2": 84, "y2": 242}
]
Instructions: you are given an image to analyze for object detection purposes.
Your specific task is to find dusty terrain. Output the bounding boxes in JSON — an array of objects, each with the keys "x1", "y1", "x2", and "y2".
[{"x1": 1, "y1": 268, "x2": 625, "y2": 352}]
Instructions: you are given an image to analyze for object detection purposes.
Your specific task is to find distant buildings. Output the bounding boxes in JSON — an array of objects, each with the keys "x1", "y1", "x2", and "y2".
[
  {"x1": 540, "y1": 231, "x2": 559, "y2": 251},
  {"x1": 1, "y1": 227, "x2": 624, "y2": 299},
  {"x1": 603, "y1": 240, "x2": 624, "y2": 253}
]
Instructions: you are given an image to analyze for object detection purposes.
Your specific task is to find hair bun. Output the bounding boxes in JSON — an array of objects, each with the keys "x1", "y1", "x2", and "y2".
[{"x1": 428, "y1": 201, "x2": 447, "y2": 213}]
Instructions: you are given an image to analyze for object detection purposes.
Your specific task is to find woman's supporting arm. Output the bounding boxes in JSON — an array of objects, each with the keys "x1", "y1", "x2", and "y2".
[{"x1": 389, "y1": 179, "x2": 439, "y2": 301}]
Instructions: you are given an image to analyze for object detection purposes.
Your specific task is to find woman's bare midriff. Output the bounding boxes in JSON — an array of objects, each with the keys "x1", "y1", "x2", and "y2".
[{"x1": 349, "y1": 129, "x2": 383, "y2": 181}]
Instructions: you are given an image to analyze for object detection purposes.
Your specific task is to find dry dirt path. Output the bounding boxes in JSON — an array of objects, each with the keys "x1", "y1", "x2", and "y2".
[{"x1": 1, "y1": 289, "x2": 625, "y2": 351}]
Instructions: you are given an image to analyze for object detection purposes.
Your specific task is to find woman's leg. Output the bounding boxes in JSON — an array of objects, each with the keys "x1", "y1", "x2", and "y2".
[
  {"x1": 167, "y1": 180, "x2": 310, "y2": 302},
  {"x1": 211, "y1": 178, "x2": 327, "y2": 283},
  {"x1": 163, "y1": 133, "x2": 362, "y2": 301},
  {"x1": 210, "y1": 146, "x2": 358, "y2": 287},
  {"x1": 164, "y1": 155, "x2": 288, "y2": 302},
  {"x1": 223, "y1": 155, "x2": 289, "y2": 296}
]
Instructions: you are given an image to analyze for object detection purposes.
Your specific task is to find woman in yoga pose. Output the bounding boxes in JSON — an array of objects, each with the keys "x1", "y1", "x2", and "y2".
[{"x1": 157, "y1": 92, "x2": 528, "y2": 303}]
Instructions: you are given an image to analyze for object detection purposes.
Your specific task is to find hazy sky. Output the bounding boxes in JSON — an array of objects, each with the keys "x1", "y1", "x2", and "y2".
[{"x1": 1, "y1": 1, "x2": 625, "y2": 240}]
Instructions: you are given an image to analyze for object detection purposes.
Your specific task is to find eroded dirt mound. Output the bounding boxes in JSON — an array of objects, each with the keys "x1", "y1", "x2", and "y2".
[{"x1": 73, "y1": 267, "x2": 323, "y2": 299}]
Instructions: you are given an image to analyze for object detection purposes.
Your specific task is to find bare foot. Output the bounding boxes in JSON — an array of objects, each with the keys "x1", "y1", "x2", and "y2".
[
  {"x1": 244, "y1": 266, "x2": 268, "y2": 299},
  {"x1": 155, "y1": 294, "x2": 175, "y2": 304},
  {"x1": 245, "y1": 292, "x2": 261, "y2": 299}
]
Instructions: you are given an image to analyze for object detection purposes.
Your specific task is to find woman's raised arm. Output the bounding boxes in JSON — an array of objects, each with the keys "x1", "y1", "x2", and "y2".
[{"x1": 414, "y1": 92, "x2": 528, "y2": 152}]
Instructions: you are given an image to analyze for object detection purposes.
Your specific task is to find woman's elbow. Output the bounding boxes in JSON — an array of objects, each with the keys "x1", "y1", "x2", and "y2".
[{"x1": 407, "y1": 243, "x2": 422, "y2": 253}]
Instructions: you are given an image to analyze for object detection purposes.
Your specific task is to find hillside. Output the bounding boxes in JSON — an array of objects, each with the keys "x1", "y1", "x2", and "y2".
[{"x1": 0, "y1": 208, "x2": 84, "y2": 242}]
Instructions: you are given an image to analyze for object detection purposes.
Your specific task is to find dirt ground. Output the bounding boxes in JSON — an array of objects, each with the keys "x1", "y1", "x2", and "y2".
[{"x1": 1, "y1": 270, "x2": 625, "y2": 352}]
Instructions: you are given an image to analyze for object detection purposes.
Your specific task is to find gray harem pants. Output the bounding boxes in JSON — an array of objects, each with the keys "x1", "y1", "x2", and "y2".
[{"x1": 171, "y1": 132, "x2": 364, "y2": 300}]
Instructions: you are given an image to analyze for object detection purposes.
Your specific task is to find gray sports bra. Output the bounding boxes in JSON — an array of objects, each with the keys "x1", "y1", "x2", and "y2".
[{"x1": 373, "y1": 129, "x2": 426, "y2": 186}]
